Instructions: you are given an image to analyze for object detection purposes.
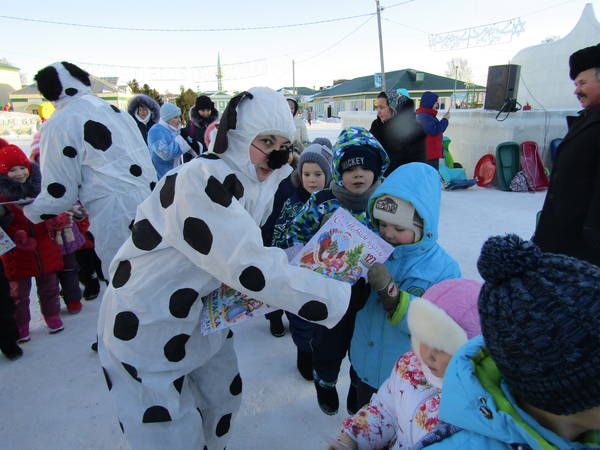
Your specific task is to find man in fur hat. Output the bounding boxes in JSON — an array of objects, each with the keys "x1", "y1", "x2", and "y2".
[{"x1": 533, "y1": 43, "x2": 600, "y2": 266}]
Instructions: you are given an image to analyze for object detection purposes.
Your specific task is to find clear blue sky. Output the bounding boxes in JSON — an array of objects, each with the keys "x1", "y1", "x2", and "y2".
[{"x1": 1, "y1": 0, "x2": 598, "y2": 93}]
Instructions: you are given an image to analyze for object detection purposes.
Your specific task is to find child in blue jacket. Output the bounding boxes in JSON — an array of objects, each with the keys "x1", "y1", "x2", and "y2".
[
  {"x1": 421, "y1": 234, "x2": 600, "y2": 450},
  {"x1": 287, "y1": 127, "x2": 389, "y2": 414},
  {"x1": 349, "y1": 162, "x2": 460, "y2": 413}
]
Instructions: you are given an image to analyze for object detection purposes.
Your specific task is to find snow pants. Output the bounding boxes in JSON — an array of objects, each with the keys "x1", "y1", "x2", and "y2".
[
  {"x1": 10, "y1": 273, "x2": 60, "y2": 326},
  {"x1": 100, "y1": 333, "x2": 242, "y2": 450}
]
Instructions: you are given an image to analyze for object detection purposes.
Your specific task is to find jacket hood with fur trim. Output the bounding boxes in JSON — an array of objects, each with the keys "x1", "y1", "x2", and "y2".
[{"x1": 127, "y1": 94, "x2": 160, "y2": 124}]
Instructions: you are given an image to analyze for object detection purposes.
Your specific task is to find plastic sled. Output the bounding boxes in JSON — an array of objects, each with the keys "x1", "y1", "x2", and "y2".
[
  {"x1": 549, "y1": 138, "x2": 562, "y2": 165},
  {"x1": 439, "y1": 160, "x2": 476, "y2": 190},
  {"x1": 445, "y1": 179, "x2": 477, "y2": 190},
  {"x1": 520, "y1": 141, "x2": 549, "y2": 191},
  {"x1": 495, "y1": 141, "x2": 520, "y2": 191},
  {"x1": 474, "y1": 154, "x2": 496, "y2": 187}
]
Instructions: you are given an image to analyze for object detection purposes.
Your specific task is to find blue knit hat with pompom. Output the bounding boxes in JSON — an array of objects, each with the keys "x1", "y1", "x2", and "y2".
[{"x1": 477, "y1": 234, "x2": 600, "y2": 415}]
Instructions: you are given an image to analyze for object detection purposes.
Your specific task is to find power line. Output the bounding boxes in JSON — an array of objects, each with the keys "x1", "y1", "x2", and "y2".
[
  {"x1": 0, "y1": 12, "x2": 375, "y2": 32},
  {"x1": 297, "y1": 16, "x2": 375, "y2": 63},
  {"x1": 71, "y1": 58, "x2": 267, "y2": 70}
]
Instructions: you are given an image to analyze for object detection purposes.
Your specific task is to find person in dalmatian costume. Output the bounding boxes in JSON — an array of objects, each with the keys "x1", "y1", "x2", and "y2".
[
  {"x1": 24, "y1": 62, "x2": 157, "y2": 277},
  {"x1": 97, "y1": 87, "x2": 369, "y2": 450}
]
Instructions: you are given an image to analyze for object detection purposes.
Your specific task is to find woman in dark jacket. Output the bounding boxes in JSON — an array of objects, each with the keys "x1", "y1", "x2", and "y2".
[
  {"x1": 181, "y1": 95, "x2": 219, "y2": 155},
  {"x1": 127, "y1": 94, "x2": 160, "y2": 144}
]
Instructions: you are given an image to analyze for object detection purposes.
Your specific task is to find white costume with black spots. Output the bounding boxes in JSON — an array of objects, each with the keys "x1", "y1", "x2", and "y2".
[
  {"x1": 97, "y1": 87, "x2": 351, "y2": 450},
  {"x1": 24, "y1": 62, "x2": 156, "y2": 275}
]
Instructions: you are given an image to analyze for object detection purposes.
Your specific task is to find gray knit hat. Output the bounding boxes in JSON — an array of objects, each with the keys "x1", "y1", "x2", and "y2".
[
  {"x1": 298, "y1": 143, "x2": 333, "y2": 185},
  {"x1": 477, "y1": 234, "x2": 600, "y2": 415}
]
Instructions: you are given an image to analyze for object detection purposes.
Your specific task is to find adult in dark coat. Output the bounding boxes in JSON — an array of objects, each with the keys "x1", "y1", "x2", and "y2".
[
  {"x1": 381, "y1": 95, "x2": 426, "y2": 175},
  {"x1": 181, "y1": 95, "x2": 219, "y2": 155},
  {"x1": 127, "y1": 94, "x2": 160, "y2": 144},
  {"x1": 369, "y1": 92, "x2": 394, "y2": 149},
  {"x1": 533, "y1": 43, "x2": 600, "y2": 266}
]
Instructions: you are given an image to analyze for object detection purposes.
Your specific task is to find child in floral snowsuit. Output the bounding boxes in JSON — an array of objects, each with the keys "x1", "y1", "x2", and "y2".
[{"x1": 331, "y1": 279, "x2": 482, "y2": 450}]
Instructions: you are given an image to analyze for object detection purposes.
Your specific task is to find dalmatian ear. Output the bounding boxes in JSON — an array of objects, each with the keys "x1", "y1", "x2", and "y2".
[
  {"x1": 61, "y1": 62, "x2": 91, "y2": 87},
  {"x1": 34, "y1": 65, "x2": 62, "y2": 101},
  {"x1": 213, "y1": 91, "x2": 253, "y2": 154}
]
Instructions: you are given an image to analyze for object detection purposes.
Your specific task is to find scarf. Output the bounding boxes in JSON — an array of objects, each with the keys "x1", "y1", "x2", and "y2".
[{"x1": 330, "y1": 180, "x2": 380, "y2": 212}]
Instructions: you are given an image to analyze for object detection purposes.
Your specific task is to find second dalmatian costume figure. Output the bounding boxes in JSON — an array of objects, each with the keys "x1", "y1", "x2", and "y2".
[{"x1": 98, "y1": 88, "x2": 366, "y2": 450}]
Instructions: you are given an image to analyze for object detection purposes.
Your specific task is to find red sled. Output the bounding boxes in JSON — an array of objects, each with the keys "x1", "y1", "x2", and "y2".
[
  {"x1": 520, "y1": 141, "x2": 549, "y2": 191},
  {"x1": 474, "y1": 154, "x2": 496, "y2": 187}
]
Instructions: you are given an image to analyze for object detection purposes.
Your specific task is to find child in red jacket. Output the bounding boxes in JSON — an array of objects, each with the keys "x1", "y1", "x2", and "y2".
[{"x1": 0, "y1": 144, "x2": 64, "y2": 342}]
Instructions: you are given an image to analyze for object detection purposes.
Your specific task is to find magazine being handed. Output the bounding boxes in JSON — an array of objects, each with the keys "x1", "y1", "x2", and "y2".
[
  {"x1": 200, "y1": 208, "x2": 393, "y2": 335},
  {"x1": 290, "y1": 208, "x2": 393, "y2": 283}
]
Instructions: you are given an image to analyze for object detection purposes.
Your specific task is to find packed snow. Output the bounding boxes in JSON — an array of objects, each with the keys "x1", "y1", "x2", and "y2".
[{"x1": 0, "y1": 122, "x2": 546, "y2": 450}]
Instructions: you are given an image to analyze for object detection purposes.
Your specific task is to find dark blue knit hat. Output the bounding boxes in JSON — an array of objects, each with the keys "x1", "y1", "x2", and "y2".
[
  {"x1": 420, "y1": 91, "x2": 439, "y2": 109},
  {"x1": 477, "y1": 234, "x2": 600, "y2": 415}
]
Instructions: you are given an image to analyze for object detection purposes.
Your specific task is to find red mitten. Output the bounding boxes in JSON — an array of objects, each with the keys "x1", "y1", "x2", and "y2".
[{"x1": 13, "y1": 230, "x2": 37, "y2": 251}]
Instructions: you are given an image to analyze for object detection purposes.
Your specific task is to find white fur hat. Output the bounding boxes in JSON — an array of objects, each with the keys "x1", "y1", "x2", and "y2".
[{"x1": 407, "y1": 279, "x2": 482, "y2": 356}]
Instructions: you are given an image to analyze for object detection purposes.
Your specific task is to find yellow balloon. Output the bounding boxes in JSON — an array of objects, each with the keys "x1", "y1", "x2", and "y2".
[{"x1": 38, "y1": 102, "x2": 55, "y2": 120}]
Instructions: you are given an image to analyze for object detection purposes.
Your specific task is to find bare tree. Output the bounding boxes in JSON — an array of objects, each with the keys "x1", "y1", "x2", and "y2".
[{"x1": 445, "y1": 57, "x2": 473, "y2": 82}]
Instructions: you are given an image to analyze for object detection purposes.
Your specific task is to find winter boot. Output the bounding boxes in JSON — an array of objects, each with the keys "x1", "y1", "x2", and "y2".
[
  {"x1": 67, "y1": 299, "x2": 82, "y2": 314},
  {"x1": 83, "y1": 276, "x2": 100, "y2": 301},
  {"x1": 1, "y1": 340, "x2": 23, "y2": 360},
  {"x1": 269, "y1": 315, "x2": 285, "y2": 337},
  {"x1": 44, "y1": 315, "x2": 64, "y2": 334},
  {"x1": 296, "y1": 349, "x2": 314, "y2": 381},
  {"x1": 346, "y1": 383, "x2": 359, "y2": 415},
  {"x1": 314, "y1": 376, "x2": 339, "y2": 415}
]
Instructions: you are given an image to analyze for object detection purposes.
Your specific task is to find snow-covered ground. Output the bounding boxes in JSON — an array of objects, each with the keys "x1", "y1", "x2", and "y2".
[{"x1": 0, "y1": 124, "x2": 546, "y2": 450}]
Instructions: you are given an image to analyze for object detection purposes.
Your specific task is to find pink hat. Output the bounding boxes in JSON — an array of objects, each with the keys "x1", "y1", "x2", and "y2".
[{"x1": 407, "y1": 279, "x2": 482, "y2": 355}]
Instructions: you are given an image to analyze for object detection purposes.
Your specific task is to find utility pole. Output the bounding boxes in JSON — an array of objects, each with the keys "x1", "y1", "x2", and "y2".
[
  {"x1": 375, "y1": 0, "x2": 386, "y2": 92},
  {"x1": 452, "y1": 65, "x2": 459, "y2": 108},
  {"x1": 292, "y1": 60, "x2": 296, "y2": 97}
]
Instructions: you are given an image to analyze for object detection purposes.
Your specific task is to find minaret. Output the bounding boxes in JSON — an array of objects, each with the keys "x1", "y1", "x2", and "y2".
[{"x1": 216, "y1": 53, "x2": 223, "y2": 93}]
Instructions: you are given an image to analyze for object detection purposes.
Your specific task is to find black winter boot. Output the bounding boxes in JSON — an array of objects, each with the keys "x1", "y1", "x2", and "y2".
[
  {"x1": 346, "y1": 383, "x2": 359, "y2": 415},
  {"x1": 83, "y1": 276, "x2": 100, "y2": 301},
  {"x1": 296, "y1": 349, "x2": 313, "y2": 381},
  {"x1": 314, "y1": 376, "x2": 339, "y2": 415},
  {"x1": 268, "y1": 315, "x2": 285, "y2": 337},
  {"x1": 0, "y1": 340, "x2": 23, "y2": 360}
]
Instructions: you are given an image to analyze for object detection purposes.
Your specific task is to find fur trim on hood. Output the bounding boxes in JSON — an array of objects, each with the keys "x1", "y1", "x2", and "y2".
[
  {"x1": 127, "y1": 94, "x2": 160, "y2": 124},
  {"x1": 0, "y1": 162, "x2": 42, "y2": 200},
  {"x1": 189, "y1": 105, "x2": 219, "y2": 128}
]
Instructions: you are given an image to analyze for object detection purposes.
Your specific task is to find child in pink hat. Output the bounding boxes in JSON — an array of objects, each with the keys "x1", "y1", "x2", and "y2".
[{"x1": 331, "y1": 278, "x2": 482, "y2": 450}]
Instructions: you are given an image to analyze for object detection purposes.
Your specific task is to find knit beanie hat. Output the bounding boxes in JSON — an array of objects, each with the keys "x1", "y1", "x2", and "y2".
[
  {"x1": 420, "y1": 91, "x2": 439, "y2": 109},
  {"x1": 569, "y1": 42, "x2": 600, "y2": 80},
  {"x1": 0, "y1": 144, "x2": 31, "y2": 176},
  {"x1": 195, "y1": 95, "x2": 214, "y2": 111},
  {"x1": 477, "y1": 234, "x2": 600, "y2": 415},
  {"x1": 298, "y1": 143, "x2": 333, "y2": 185},
  {"x1": 332, "y1": 127, "x2": 389, "y2": 187},
  {"x1": 339, "y1": 146, "x2": 382, "y2": 176},
  {"x1": 311, "y1": 137, "x2": 332, "y2": 150},
  {"x1": 372, "y1": 194, "x2": 423, "y2": 242},
  {"x1": 160, "y1": 102, "x2": 181, "y2": 122}
]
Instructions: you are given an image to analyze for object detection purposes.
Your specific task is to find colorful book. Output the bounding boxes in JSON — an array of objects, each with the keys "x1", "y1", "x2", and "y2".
[
  {"x1": 200, "y1": 208, "x2": 393, "y2": 335},
  {"x1": 290, "y1": 208, "x2": 393, "y2": 283},
  {"x1": 0, "y1": 227, "x2": 15, "y2": 256},
  {"x1": 200, "y1": 283, "x2": 271, "y2": 335}
]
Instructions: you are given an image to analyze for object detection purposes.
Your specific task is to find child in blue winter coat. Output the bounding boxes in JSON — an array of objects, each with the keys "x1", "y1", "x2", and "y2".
[
  {"x1": 419, "y1": 234, "x2": 600, "y2": 450},
  {"x1": 349, "y1": 162, "x2": 460, "y2": 413},
  {"x1": 287, "y1": 127, "x2": 389, "y2": 414}
]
